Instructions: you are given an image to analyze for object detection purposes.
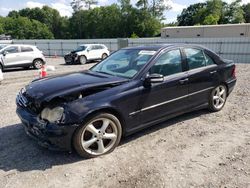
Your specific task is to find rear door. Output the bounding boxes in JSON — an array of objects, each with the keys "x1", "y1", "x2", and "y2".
[
  {"x1": 19, "y1": 46, "x2": 34, "y2": 65},
  {"x1": 87, "y1": 45, "x2": 97, "y2": 60},
  {"x1": 96, "y1": 45, "x2": 104, "y2": 58},
  {"x1": 183, "y1": 48, "x2": 220, "y2": 107}
]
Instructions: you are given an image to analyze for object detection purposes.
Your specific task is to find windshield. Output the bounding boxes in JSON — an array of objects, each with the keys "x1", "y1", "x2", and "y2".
[
  {"x1": 0, "y1": 45, "x2": 7, "y2": 50},
  {"x1": 75, "y1": 45, "x2": 87, "y2": 51},
  {"x1": 91, "y1": 49, "x2": 156, "y2": 78}
]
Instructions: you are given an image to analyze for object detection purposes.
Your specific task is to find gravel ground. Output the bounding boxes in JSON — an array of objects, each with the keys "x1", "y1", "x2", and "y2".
[{"x1": 0, "y1": 58, "x2": 249, "y2": 188}]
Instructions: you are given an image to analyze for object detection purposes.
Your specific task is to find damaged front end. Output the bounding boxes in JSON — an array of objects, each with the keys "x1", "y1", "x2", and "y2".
[{"x1": 16, "y1": 79, "x2": 125, "y2": 151}]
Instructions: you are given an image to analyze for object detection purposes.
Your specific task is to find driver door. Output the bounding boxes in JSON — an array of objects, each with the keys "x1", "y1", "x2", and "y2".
[
  {"x1": 138, "y1": 49, "x2": 189, "y2": 126},
  {"x1": 2, "y1": 46, "x2": 20, "y2": 67}
]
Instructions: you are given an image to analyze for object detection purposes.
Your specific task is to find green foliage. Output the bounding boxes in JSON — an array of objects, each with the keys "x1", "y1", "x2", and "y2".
[
  {"x1": 222, "y1": 0, "x2": 245, "y2": 23},
  {"x1": 0, "y1": 16, "x2": 53, "y2": 39},
  {"x1": 130, "y1": 32, "x2": 139, "y2": 38},
  {"x1": 177, "y1": 0, "x2": 246, "y2": 26},
  {"x1": 0, "y1": 18, "x2": 4, "y2": 34},
  {"x1": 136, "y1": 0, "x2": 171, "y2": 19},
  {"x1": 243, "y1": 3, "x2": 250, "y2": 23},
  {"x1": 69, "y1": 3, "x2": 161, "y2": 39},
  {"x1": 177, "y1": 3, "x2": 206, "y2": 26},
  {"x1": 203, "y1": 14, "x2": 220, "y2": 25},
  {"x1": 2, "y1": 1, "x2": 162, "y2": 39},
  {"x1": 8, "y1": 6, "x2": 70, "y2": 39}
]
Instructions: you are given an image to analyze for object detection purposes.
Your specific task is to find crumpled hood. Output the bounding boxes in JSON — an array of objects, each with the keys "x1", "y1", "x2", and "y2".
[{"x1": 25, "y1": 71, "x2": 127, "y2": 102}]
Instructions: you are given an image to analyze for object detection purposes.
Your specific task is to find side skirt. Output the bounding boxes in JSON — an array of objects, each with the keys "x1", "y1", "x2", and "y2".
[{"x1": 124, "y1": 103, "x2": 209, "y2": 137}]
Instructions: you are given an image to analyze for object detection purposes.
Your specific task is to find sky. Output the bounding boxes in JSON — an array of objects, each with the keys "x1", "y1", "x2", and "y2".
[{"x1": 0, "y1": 0, "x2": 250, "y2": 23}]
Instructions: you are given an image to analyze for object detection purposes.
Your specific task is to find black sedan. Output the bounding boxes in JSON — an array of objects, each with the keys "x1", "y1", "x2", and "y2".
[{"x1": 16, "y1": 44, "x2": 236, "y2": 158}]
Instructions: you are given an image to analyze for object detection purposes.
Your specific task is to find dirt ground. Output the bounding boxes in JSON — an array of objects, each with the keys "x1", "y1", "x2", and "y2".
[{"x1": 0, "y1": 58, "x2": 249, "y2": 188}]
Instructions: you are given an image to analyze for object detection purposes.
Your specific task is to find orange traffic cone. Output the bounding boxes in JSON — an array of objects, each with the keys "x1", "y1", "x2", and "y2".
[{"x1": 40, "y1": 65, "x2": 47, "y2": 78}]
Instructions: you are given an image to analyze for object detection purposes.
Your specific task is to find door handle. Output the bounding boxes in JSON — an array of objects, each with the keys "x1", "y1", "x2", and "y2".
[
  {"x1": 210, "y1": 70, "x2": 217, "y2": 74},
  {"x1": 179, "y1": 78, "x2": 189, "y2": 84}
]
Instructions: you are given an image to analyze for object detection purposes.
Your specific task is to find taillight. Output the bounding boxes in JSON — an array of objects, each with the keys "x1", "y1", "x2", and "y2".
[{"x1": 232, "y1": 65, "x2": 236, "y2": 78}]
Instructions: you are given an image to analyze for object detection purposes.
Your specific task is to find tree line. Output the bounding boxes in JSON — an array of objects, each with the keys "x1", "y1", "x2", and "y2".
[
  {"x1": 0, "y1": 0, "x2": 168, "y2": 39},
  {"x1": 0, "y1": 0, "x2": 249, "y2": 39},
  {"x1": 177, "y1": 0, "x2": 250, "y2": 26}
]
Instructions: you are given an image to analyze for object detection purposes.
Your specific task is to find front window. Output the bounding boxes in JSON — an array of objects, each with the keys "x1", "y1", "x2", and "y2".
[
  {"x1": 0, "y1": 45, "x2": 7, "y2": 50},
  {"x1": 4, "y1": 46, "x2": 19, "y2": 54},
  {"x1": 150, "y1": 49, "x2": 183, "y2": 77},
  {"x1": 91, "y1": 49, "x2": 156, "y2": 78}
]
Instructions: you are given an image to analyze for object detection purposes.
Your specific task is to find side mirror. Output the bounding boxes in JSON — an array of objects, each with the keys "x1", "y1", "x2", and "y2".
[
  {"x1": 144, "y1": 74, "x2": 164, "y2": 86},
  {"x1": 3, "y1": 51, "x2": 7, "y2": 56}
]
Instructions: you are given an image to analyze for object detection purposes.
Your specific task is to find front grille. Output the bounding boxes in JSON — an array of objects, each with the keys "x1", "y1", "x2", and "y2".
[
  {"x1": 16, "y1": 90, "x2": 28, "y2": 107},
  {"x1": 65, "y1": 53, "x2": 77, "y2": 62}
]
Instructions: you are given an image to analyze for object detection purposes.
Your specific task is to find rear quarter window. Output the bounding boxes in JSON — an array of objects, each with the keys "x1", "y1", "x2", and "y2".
[
  {"x1": 21, "y1": 46, "x2": 33, "y2": 52},
  {"x1": 184, "y1": 48, "x2": 206, "y2": 70},
  {"x1": 204, "y1": 53, "x2": 216, "y2": 66}
]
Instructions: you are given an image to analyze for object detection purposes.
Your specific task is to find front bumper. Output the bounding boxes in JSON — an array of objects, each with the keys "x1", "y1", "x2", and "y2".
[
  {"x1": 16, "y1": 106, "x2": 78, "y2": 151},
  {"x1": 64, "y1": 54, "x2": 78, "y2": 64}
]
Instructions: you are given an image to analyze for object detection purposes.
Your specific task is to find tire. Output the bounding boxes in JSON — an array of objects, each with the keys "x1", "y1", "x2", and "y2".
[
  {"x1": 0, "y1": 64, "x2": 3, "y2": 72},
  {"x1": 73, "y1": 113, "x2": 122, "y2": 158},
  {"x1": 79, "y1": 55, "x2": 87, "y2": 65},
  {"x1": 33, "y1": 59, "x2": 44, "y2": 69},
  {"x1": 102, "y1": 53, "x2": 108, "y2": 60},
  {"x1": 208, "y1": 85, "x2": 227, "y2": 112}
]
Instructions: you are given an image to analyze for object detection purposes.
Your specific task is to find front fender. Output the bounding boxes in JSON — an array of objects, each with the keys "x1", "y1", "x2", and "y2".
[
  {"x1": 76, "y1": 52, "x2": 86, "y2": 57},
  {"x1": 63, "y1": 98, "x2": 120, "y2": 125}
]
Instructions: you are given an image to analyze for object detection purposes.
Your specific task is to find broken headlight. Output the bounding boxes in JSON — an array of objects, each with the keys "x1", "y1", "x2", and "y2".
[{"x1": 41, "y1": 107, "x2": 64, "y2": 123}]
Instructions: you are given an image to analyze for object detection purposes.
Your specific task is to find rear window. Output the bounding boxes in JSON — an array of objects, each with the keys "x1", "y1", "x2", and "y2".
[{"x1": 21, "y1": 46, "x2": 33, "y2": 52}]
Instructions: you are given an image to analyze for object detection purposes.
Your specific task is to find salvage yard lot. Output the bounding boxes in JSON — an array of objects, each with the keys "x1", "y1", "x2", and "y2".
[{"x1": 0, "y1": 58, "x2": 250, "y2": 188}]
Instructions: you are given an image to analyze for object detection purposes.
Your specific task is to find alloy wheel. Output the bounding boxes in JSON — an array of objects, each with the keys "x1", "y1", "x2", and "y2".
[
  {"x1": 80, "y1": 118, "x2": 118, "y2": 155},
  {"x1": 212, "y1": 85, "x2": 227, "y2": 110}
]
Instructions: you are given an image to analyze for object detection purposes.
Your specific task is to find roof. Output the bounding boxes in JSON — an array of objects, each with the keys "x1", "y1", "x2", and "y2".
[
  {"x1": 123, "y1": 44, "x2": 209, "y2": 51},
  {"x1": 162, "y1": 23, "x2": 250, "y2": 30},
  {"x1": 123, "y1": 44, "x2": 175, "y2": 51}
]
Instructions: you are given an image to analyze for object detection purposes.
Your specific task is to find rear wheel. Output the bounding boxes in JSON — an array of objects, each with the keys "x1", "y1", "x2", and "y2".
[
  {"x1": 33, "y1": 59, "x2": 44, "y2": 69},
  {"x1": 209, "y1": 85, "x2": 227, "y2": 112},
  {"x1": 79, "y1": 55, "x2": 87, "y2": 64},
  {"x1": 73, "y1": 113, "x2": 122, "y2": 158}
]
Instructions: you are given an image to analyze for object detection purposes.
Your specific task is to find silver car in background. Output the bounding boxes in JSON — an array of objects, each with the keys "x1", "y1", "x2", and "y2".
[{"x1": 0, "y1": 44, "x2": 46, "y2": 71}]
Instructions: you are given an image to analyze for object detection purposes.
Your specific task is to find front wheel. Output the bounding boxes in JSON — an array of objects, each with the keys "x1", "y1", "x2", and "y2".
[
  {"x1": 73, "y1": 113, "x2": 122, "y2": 158},
  {"x1": 209, "y1": 85, "x2": 227, "y2": 112},
  {"x1": 102, "y1": 53, "x2": 108, "y2": 60},
  {"x1": 79, "y1": 55, "x2": 87, "y2": 64}
]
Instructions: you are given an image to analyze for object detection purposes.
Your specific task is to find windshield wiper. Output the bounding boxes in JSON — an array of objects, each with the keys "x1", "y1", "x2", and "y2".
[{"x1": 95, "y1": 71, "x2": 114, "y2": 76}]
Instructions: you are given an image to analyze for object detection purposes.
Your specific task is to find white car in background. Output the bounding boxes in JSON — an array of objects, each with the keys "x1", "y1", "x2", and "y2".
[
  {"x1": 64, "y1": 44, "x2": 110, "y2": 65},
  {"x1": 0, "y1": 44, "x2": 46, "y2": 71}
]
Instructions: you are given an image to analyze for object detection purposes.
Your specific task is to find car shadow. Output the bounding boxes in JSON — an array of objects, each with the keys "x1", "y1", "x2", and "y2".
[
  {"x1": 0, "y1": 109, "x2": 208, "y2": 172},
  {"x1": 3, "y1": 67, "x2": 34, "y2": 73}
]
